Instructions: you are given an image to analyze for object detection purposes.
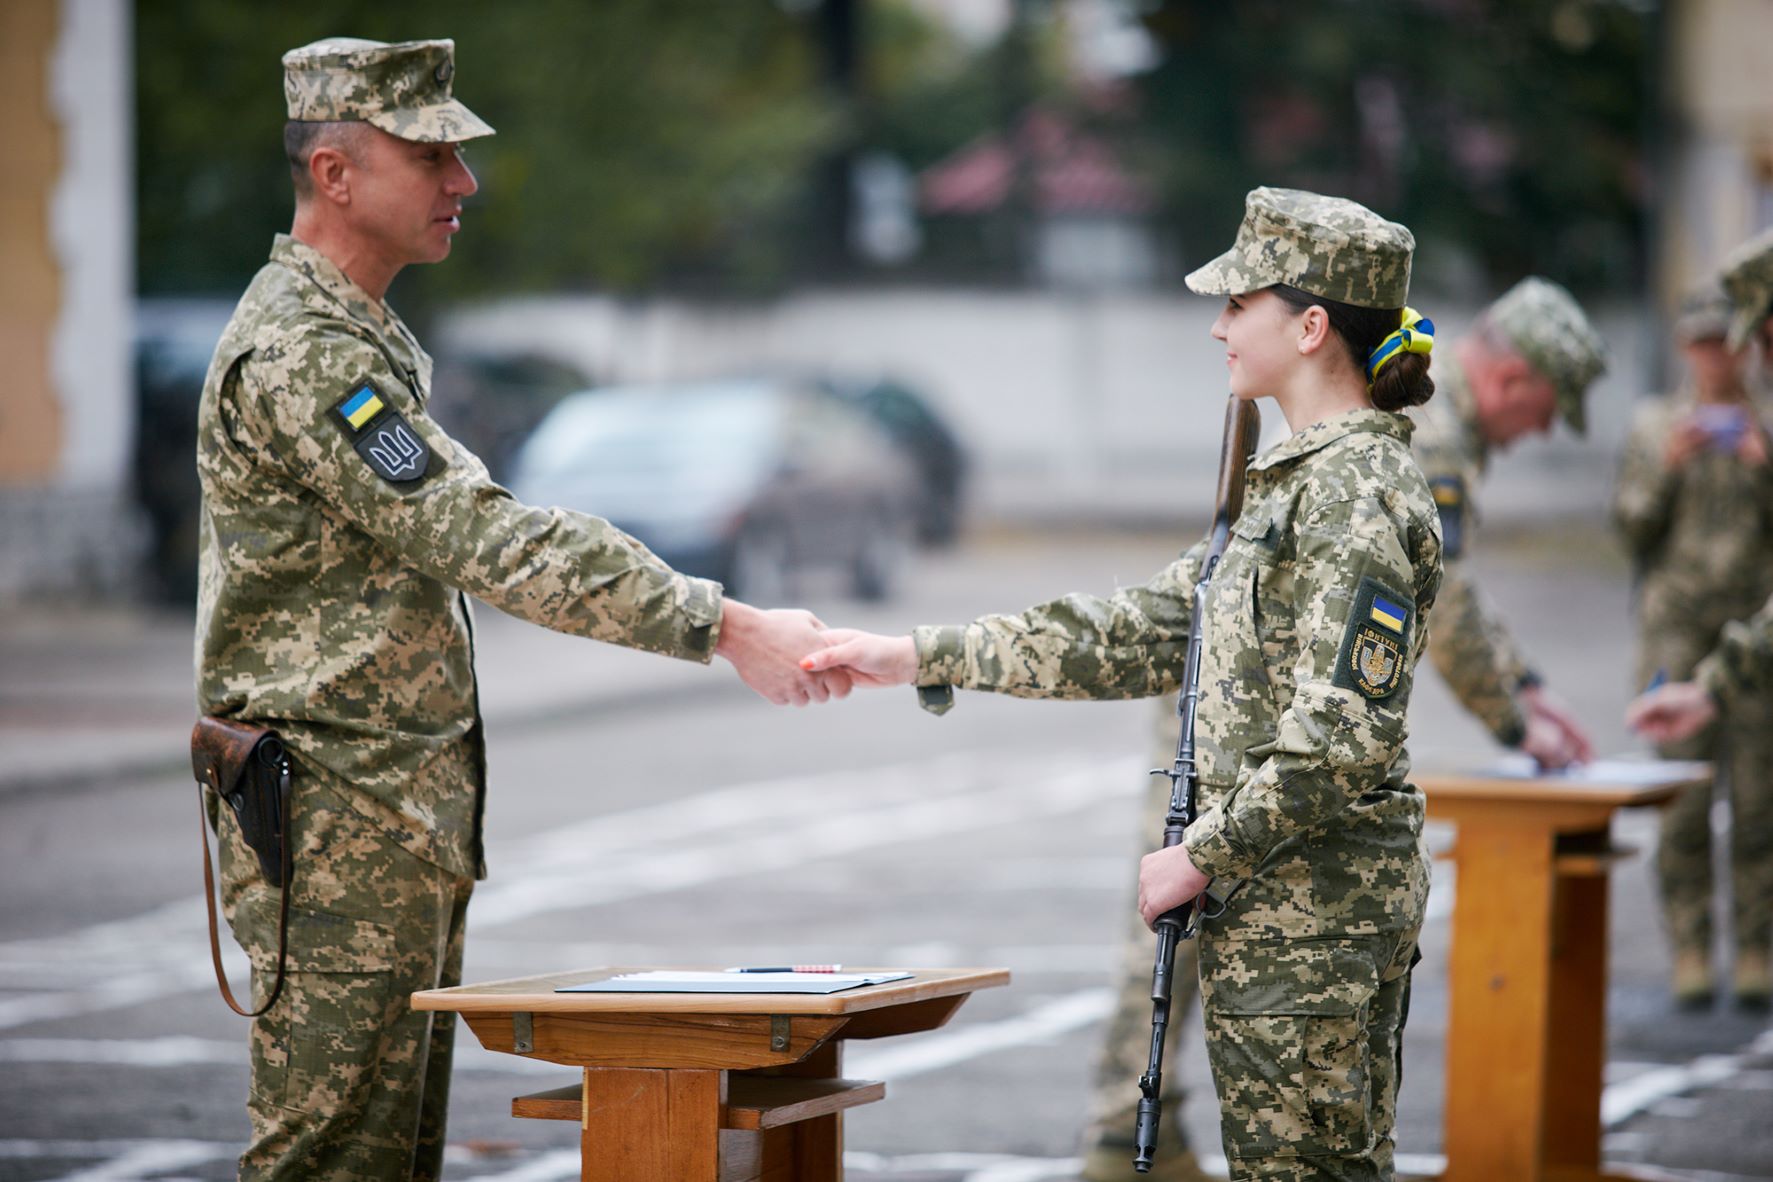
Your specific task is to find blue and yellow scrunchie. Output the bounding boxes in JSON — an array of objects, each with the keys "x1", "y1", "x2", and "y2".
[{"x1": 1366, "y1": 307, "x2": 1435, "y2": 387}]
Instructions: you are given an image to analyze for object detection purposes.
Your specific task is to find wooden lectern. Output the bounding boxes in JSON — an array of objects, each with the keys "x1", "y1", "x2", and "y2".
[
  {"x1": 1418, "y1": 760, "x2": 1706, "y2": 1182},
  {"x1": 413, "y1": 966, "x2": 1008, "y2": 1182}
]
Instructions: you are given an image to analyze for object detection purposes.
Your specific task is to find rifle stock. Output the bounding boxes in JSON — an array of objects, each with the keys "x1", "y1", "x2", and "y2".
[{"x1": 1132, "y1": 394, "x2": 1260, "y2": 1173}]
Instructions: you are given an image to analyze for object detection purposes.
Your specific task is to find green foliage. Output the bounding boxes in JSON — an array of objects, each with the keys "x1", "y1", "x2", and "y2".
[
  {"x1": 136, "y1": 0, "x2": 839, "y2": 300},
  {"x1": 1135, "y1": 0, "x2": 1651, "y2": 293}
]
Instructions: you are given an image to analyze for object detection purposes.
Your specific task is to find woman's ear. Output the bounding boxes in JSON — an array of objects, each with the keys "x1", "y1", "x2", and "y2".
[{"x1": 1297, "y1": 304, "x2": 1332, "y2": 355}]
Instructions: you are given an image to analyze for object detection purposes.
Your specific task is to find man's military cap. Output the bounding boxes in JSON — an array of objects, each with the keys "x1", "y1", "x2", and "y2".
[
  {"x1": 1185, "y1": 186, "x2": 1415, "y2": 310},
  {"x1": 282, "y1": 38, "x2": 494, "y2": 143},
  {"x1": 1721, "y1": 226, "x2": 1773, "y2": 351},
  {"x1": 1484, "y1": 276, "x2": 1606, "y2": 435},
  {"x1": 1674, "y1": 282, "x2": 1733, "y2": 344}
]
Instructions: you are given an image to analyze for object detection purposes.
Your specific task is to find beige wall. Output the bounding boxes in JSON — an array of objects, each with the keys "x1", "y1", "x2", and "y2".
[
  {"x1": 1662, "y1": 0, "x2": 1773, "y2": 299},
  {"x1": 0, "y1": 0, "x2": 64, "y2": 484}
]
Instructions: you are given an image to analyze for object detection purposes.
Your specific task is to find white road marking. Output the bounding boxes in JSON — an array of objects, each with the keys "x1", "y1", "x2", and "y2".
[
  {"x1": 0, "y1": 749, "x2": 1141, "y2": 1030},
  {"x1": 847, "y1": 988, "x2": 1113, "y2": 1082},
  {"x1": 1599, "y1": 1026, "x2": 1773, "y2": 1127}
]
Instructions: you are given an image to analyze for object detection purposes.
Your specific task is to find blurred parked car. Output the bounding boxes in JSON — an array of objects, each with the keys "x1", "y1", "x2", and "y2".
[
  {"x1": 812, "y1": 375, "x2": 968, "y2": 545},
  {"x1": 509, "y1": 379, "x2": 919, "y2": 602},
  {"x1": 132, "y1": 298, "x2": 592, "y2": 606}
]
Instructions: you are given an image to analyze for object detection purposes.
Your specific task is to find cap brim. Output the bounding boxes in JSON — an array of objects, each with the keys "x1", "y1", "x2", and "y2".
[
  {"x1": 1559, "y1": 389, "x2": 1587, "y2": 436},
  {"x1": 367, "y1": 99, "x2": 496, "y2": 144},
  {"x1": 1184, "y1": 248, "x2": 1273, "y2": 297},
  {"x1": 1726, "y1": 300, "x2": 1769, "y2": 352}
]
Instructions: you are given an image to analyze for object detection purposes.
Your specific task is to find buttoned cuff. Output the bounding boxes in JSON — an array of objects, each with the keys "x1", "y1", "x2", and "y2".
[
  {"x1": 677, "y1": 577, "x2": 725, "y2": 663},
  {"x1": 1182, "y1": 805, "x2": 1253, "y2": 882},
  {"x1": 912, "y1": 624, "x2": 968, "y2": 715},
  {"x1": 1494, "y1": 700, "x2": 1528, "y2": 749}
]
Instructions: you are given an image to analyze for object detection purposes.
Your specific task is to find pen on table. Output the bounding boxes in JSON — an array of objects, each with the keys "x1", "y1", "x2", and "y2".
[{"x1": 725, "y1": 965, "x2": 842, "y2": 973}]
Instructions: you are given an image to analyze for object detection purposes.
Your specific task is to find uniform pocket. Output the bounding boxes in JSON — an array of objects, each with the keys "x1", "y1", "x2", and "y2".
[
  {"x1": 1201, "y1": 937, "x2": 1381, "y2": 1160},
  {"x1": 241, "y1": 901, "x2": 396, "y2": 1115}
]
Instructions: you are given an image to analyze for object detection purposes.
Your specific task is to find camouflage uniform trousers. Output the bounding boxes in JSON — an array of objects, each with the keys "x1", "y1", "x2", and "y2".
[
  {"x1": 212, "y1": 760, "x2": 474, "y2": 1182},
  {"x1": 1197, "y1": 926, "x2": 1419, "y2": 1182},
  {"x1": 1645, "y1": 627, "x2": 1773, "y2": 961},
  {"x1": 1086, "y1": 707, "x2": 1202, "y2": 1157}
]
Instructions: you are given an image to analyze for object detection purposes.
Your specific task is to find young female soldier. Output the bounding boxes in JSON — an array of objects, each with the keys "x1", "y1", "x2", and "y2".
[{"x1": 804, "y1": 187, "x2": 1443, "y2": 1181}]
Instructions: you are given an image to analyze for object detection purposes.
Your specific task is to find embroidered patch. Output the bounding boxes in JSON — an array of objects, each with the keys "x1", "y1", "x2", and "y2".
[
  {"x1": 330, "y1": 380, "x2": 434, "y2": 485},
  {"x1": 1333, "y1": 576, "x2": 1413, "y2": 700},
  {"x1": 1430, "y1": 476, "x2": 1465, "y2": 560}
]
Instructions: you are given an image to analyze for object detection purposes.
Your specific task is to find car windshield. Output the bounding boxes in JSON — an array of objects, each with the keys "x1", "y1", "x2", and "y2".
[{"x1": 518, "y1": 384, "x2": 781, "y2": 484}]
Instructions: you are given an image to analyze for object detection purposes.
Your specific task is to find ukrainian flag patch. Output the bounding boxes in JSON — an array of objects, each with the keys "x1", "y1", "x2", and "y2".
[
  {"x1": 1333, "y1": 575, "x2": 1414, "y2": 700},
  {"x1": 335, "y1": 384, "x2": 386, "y2": 433},
  {"x1": 1369, "y1": 594, "x2": 1406, "y2": 634}
]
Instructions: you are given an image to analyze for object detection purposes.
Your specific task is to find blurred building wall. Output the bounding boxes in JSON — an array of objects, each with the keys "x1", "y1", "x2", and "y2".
[
  {"x1": 0, "y1": 0, "x2": 138, "y2": 599},
  {"x1": 1660, "y1": 0, "x2": 1773, "y2": 303}
]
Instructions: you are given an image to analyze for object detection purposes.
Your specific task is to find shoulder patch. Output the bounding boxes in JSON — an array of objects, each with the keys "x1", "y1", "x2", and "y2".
[
  {"x1": 1333, "y1": 575, "x2": 1413, "y2": 700},
  {"x1": 330, "y1": 380, "x2": 436, "y2": 485},
  {"x1": 1429, "y1": 475, "x2": 1465, "y2": 560}
]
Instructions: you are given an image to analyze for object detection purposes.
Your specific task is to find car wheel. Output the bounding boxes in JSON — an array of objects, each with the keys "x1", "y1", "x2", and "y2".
[
  {"x1": 729, "y1": 524, "x2": 790, "y2": 606},
  {"x1": 851, "y1": 516, "x2": 910, "y2": 602}
]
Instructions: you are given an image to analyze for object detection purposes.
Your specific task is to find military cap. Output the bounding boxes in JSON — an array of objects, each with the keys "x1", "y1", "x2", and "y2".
[
  {"x1": 282, "y1": 38, "x2": 494, "y2": 143},
  {"x1": 1484, "y1": 277, "x2": 1606, "y2": 435},
  {"x1": 1186, "y1": 186, "x2": 1415, "y2": 309},
  {"x1": 1673, "y1": 282, "x2": 1733, "y2": 344},
  {"x1": 1721, "y1": 226, "x2": 1773, "y2": 351}
]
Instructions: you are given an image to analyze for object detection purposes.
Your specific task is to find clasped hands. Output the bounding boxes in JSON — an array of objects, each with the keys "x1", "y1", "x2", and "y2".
[{"x1": 714, "y1": 607, "x2": 917, "y2": 707}]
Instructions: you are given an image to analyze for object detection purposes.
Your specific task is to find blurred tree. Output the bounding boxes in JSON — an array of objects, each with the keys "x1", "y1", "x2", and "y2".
[
  {"x1": 1134, "y1": 0, "x2": 1650, "y2": 294},
  {"x1": 136, "y1": 0, "x2": 838, "y2": 302}
]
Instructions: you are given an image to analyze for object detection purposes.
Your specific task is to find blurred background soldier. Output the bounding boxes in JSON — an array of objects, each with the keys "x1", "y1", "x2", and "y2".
[
  {"x1": 1627, "y1": 229, "x2": 1773, "y2": 1012},
  {"x1": 1614, "y1": 283, "x2": 1773, "y2": 1010},
  {"x1": 1411, "y1": 277, "x2": 1606, "y2": 768}
]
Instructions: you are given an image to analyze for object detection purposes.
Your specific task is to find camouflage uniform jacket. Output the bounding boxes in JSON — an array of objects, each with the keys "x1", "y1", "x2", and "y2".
[
  {"x1": 1615, "y1": 391, "x2": 1773, "y2": 644},
  {"x1": 1410, "y1": 360, "x2": 1534, "y2": 746},
  {"x1": 1698, "y1": 597, "x2": 1773, "y2": 703},
  {"x1": 196, "y1": 235, "x2": 724, "y2": 880},
  {"x1": 915, "y1": 410, "x2": 1442, "y2": 937}
]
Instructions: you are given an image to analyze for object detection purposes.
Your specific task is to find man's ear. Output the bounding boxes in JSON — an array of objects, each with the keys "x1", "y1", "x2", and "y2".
[
  {"x1": 1297, "y1": 304, "x2": 1333, "y2": 355},
  {"x1": 308, "y1": 146, "x2": 352, "y2": 206}
]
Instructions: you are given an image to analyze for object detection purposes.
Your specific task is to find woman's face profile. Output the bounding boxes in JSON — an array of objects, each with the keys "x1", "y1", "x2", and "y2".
[{"x1": 1210, "y1": 288, "x2": 1297, "y2": 401}]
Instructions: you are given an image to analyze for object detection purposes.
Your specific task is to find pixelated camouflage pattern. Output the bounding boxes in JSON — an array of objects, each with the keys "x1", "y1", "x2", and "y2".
[
  {"x1": 1084, "y1": 705, "x2": 1203, "y2": 1159},
  {"x1": 283, "y1": 38, "x2": 494, "y2": 143},
  {"x1": 915, "y1": 409, "x2": 1440, "y2": 1172},
  {"x1": 914, "y1": 408, "x2": 1440, "y2": 933},
  {"x1": 1615, "y1": 390, "x2": 1773, "y2": 960},
  {"x1": 212, "y1": 768, "x2": 470, "y2": 1181},
  {"x1": 1198, "y1": 929, "x2": 1418, "y2": 1177},
  {"x1": 1698, "y1": 597, "x2": 1773, "y2": 700},
  {"x1": 1722, "y1": 227, "x2": 1773, "y2": 352},
  {"x1": 1184, "y1": 187, "x2": 1414, "y2": 310},
  {"x1": 1410, "y1": 361, "x2": 1534, "y2": 747},
  {"x1": 196, "y1": 235, "x2": 723, "y2": 878},
  {"x1": 1675, "y1": 282, "x2": 1734, "y2": 344},
  {"x1": 1484, "y1": 277, "x2": 1607, "y2": 434}
]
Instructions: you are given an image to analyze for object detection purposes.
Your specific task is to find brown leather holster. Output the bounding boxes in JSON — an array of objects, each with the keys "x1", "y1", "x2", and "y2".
[{"x1": 192, "y1": 717, "x2": 293, "y2": 1017}]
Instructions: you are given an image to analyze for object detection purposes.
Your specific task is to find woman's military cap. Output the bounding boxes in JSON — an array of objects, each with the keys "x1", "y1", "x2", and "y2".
[
  {"x1": 1721, "y1": 227, "x2": 1773, "y2": 351},
  {"x1": 1185, "y1": 186, "x2": 1415, "y2": 309},
  {"x1": 1483, "y1": 277, "x2": 1606, "y2": 434},
  {"x1": 283, "y1": 38, "x2": 494, "y2": 143}
]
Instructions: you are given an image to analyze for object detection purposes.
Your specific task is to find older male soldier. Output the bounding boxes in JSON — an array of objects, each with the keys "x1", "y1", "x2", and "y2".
[
  {"x1": 197, "y1": 38, "x2": 844, "y2": 1180},
  {"x1": 1628, "y1": 226, "x2": 1773, "y2": 1011},
  {"x1": 1412, "y1": 277, "x2": 1607, "y2": 767}
]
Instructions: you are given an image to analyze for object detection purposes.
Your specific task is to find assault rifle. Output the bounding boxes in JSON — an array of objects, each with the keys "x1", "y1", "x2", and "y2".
[{"x1": 1133, "y1": 393, "x2": 1261, "y2": 1172}]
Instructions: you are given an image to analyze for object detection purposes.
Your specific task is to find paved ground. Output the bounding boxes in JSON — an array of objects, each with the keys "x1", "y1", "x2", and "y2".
[{"x1": 1, "y1": 524, "x2": 1770, "y2": 1181}]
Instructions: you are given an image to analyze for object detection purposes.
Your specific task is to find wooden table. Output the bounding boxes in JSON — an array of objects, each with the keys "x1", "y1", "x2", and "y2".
[
  {"x1": 413, "y1": 966, "x2": 1008, "y2": 1182},
  {"x1": 1419, "y1": 760, "x2": 1707, "y2": 1182}
]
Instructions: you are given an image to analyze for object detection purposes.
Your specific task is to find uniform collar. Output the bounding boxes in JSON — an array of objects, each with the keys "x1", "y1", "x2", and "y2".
[
  {"x1": 269, "y1": 233, "x2": 404, "y2": 342},
  {"x1": 1250, "y1": 406, "x2": 1414, "y2": 472}
]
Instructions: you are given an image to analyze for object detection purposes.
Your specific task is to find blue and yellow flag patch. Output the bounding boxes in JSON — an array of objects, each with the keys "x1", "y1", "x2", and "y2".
[
  {"x1": 329, "y1": 379, "x2": 436, "y2": 486},
  {"x1": 1333, "y1": 576, "x2": 1414, "y2": 700},
  {"x1": 339, "y1": 385, "x2": 384, "y2": 430}
]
